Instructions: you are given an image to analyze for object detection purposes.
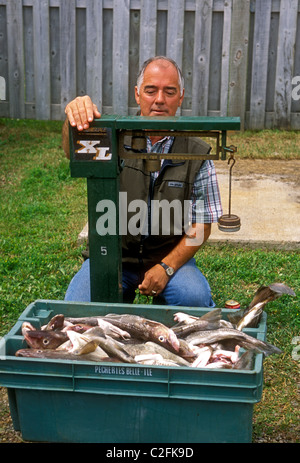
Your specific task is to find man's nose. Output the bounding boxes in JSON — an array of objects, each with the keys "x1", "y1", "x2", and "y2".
[{"x1": 155, "y1": 90, "x2": 165, "y2": 104}]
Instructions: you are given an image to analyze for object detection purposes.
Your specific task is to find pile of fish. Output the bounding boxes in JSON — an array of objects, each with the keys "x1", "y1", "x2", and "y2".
[{"x1": 15, "y1": 283, "x2": 295, "y2": 371}]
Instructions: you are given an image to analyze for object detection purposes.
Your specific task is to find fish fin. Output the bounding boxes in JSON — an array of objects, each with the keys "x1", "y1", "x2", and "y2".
[{"x1": 199, "y1": 308, "x2": 222, "y2": 322}]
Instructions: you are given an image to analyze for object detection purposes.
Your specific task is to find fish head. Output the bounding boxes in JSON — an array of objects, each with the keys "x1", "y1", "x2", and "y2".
[
  {"x1": 16, "y1": 349, "x2": 45, "y2": 358},
  {"x1": 24, "y1": 330, "x2": 67, "y2": 349},
  {"x1": 151, "y1": 325, "x2": 180, "y2": 352},
  {"x1": 21, "y1": 322, "x2": 36, "y2": 337},
  {"x1": 44, "y1": 314, "x2": 65, "y2": 331}
]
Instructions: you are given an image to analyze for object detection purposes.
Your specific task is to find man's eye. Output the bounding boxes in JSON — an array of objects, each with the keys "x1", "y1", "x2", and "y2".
[{"x1": 166, "y1": 90, "x2": 176, "y2": 96}]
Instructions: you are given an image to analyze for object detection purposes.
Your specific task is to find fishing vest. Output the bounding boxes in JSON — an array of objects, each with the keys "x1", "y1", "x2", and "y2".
[{"x1": 120, "y1": 136, "x2": 210, "y2": 269}]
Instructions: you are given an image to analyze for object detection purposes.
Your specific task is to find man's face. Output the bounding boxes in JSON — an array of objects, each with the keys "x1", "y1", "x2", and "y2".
[{"x1": 135, "y1": 60, "x2": 184, "y2": 117}]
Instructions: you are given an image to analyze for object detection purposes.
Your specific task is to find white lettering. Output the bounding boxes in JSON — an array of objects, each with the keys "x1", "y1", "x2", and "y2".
[
  {"x1": 77, "y1": 140, "x2": 101, "y2": 154},
  {"x1": 0, "y1": 336, "x2": 6, "y2": 359},
  {"x1": 96, "y1": 200, "x2": 116, "y2": 235},
  {"x1": 151, "y1": 199, "x2": 182, "y2": 235},
  {"x1": 95, "y1": 194, "x2": 205, "y2": 245},
  {"x1": 128, "y1": 199, "x2": 148, "y2": 236},
  {"x1": 106, "y1": 448, "x2": 141, "y2": 460},
  {"x1": 292, "y1": 76, "x2": 300, "y2": 101},
  {"x1": 93, "y1": 147, "x2": 111, "y2": 160},
  {"x1": 0, "y1": 76, "x2": 5, "y2": 101}
]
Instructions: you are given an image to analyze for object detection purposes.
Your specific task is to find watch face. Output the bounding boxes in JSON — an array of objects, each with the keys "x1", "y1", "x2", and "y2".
[{"x1": 166, "y1": 267, "x2": 174, "y2": 276}]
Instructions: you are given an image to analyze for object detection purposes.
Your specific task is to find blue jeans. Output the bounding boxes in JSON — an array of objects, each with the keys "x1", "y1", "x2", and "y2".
[{"x1": 64, "y1": 258, "x2": 215, "y2": 307}]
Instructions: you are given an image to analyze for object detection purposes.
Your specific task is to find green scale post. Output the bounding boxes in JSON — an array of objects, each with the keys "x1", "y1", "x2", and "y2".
[{"x1": 69, "y1": 116, "x2": 240, "y2": 303}]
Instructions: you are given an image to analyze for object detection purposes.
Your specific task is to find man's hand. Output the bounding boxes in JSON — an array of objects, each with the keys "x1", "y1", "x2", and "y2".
[
  {"x1": 65, "y1": 95, "x2": 101, "y2": 131},
  {"x1": 138, "y1": 264, "x2": 169, "y2": 297}
]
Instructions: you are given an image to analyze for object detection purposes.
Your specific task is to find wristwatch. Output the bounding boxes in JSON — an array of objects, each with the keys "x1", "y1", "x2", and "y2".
[{"x1": 159, "y1": 262, "x2": 175, "y2": 277}]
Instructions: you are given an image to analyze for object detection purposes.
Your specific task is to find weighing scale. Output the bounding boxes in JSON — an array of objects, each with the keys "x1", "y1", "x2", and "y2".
[{"x1": 69, "y1": 116, "x2": 241, "y2": 303}]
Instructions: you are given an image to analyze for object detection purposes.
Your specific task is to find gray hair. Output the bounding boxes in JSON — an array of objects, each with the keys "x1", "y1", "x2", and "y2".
[{"x1": 136, "y1": 56, "x2": 184, "y2": 96}]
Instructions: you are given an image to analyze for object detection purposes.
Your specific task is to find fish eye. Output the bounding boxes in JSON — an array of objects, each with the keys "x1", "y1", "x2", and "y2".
[
  {"x1": 43, "y1": 338, "x2": 50, "y2": 345},
  {"x1": 158, "y1": 335, "x2": 165, "y2": 342}
]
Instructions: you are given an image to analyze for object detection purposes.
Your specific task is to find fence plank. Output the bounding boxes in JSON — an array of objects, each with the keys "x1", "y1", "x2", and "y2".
[
  {"x1": 6, "y1": 0, "x2": 25, "y2": 118},
  {"x1": 220, "y1": 0, "x2": 232, "y2": 117},
  {"x1": 0, "y1": 5, "x2": 8, "y2": 109},
  {"x1": 228, "y1": 0, "x2": 250, "y2": 129},
  {"x1": 86, "y1": 0, "x2": 103, "y2": 111},
  {"x1": 112, "y1": 0, "x2": 130, "y2": 115},
  {"x1": 33, "y1": 0, "x2": 50, "y2": 119},
  {"x1": 166, "y1": 0, "x2": 185, "y2": 66},
  {"x1": 139, "y1": 0, "x2": 157, "y2": 66},
  {"x1": 60, "y1": 0, "x2": 76, "y2": 117},
  {"x1": 23, "y1": 5, "x2": 34, "y2": 106},
  {"x1": 192, "y1": 0, "x2": 213, "y2": 116},
  {"x1": 249, "y1": 0, "x2": 271, "y2": 130},
  {"x1": 274, "y1": 0, "x2": 298, "y2": 128}
]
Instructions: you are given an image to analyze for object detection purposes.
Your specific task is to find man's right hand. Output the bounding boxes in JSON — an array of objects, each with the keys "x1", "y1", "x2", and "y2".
[{"x1": 64, "y1": 95, "x2": 101, "y2": 131}]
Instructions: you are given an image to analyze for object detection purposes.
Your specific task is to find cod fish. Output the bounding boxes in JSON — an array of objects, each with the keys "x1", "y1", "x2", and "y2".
[
  {"x1": 228, "y1": 282, "x2": 296, "y2": 327},
  {"x1": 185, "y1": 327, "x2": 282, "y2": 357},
  {"x1": 15, "y1": 348, "x2": 119, "y2": 363},
  {"x1": 60, "y1": 327, "x2": 135, "y2": 364},
  {"x1": 43, "y1": 314, "x2": 65, "y2": 331},
  {"x1": 121, "y1": 340, "x2": 191, "y2": 367},
  {"x1": 101, "y1": 314, "x2": 180, "y2": 353},
  {"x1": 23, "y1": 329, "x2": 68, "y2": 350},
  {"x1": 172, "y1": 308, "x2": 223, "y2": 337}
]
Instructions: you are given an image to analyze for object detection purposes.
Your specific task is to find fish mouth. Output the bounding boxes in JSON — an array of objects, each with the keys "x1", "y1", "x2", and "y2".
[{"x1": 168, "y1": 329, "x2": 180, "y2": 352}]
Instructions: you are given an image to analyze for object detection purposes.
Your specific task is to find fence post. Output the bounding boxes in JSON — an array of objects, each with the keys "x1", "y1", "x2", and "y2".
[
  {"x1": 274, "y1": 0, "x2": 298, "y2": 129},
  {"x1": 228, "y1": 0, "x2": 250, "y2": 129},
  {"x1": 249, "y1": 0, "x2": 271, "y2": 130},
  {"x1": 60, "y1": 0, "x2": 76, "y2": 118},
  {"x1": 6, "y1": 0, "x2": 25, "y2": 118}
]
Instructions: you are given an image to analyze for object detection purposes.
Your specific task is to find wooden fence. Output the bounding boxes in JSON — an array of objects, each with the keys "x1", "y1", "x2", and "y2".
[{"x1": 0, "y1": 0, "x2": 300, "y2": 129}]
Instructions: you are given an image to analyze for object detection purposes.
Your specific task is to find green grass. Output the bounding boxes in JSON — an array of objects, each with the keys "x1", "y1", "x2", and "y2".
[
  {"x1": 0, "y1": 119, "x2": 299, "y2": 442},
  {"x1": 227, "y1": 129, "x2": 300, "y2": 159}
]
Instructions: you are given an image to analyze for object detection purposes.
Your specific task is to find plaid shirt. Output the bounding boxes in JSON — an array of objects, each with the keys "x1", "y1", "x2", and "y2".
[{"x1": 147, "y1": 136, "x2": 223, "y2": 223}]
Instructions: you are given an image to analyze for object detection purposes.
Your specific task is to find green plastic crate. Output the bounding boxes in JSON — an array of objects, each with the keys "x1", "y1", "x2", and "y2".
[{"x1": 0, "y1": 300, "x2": 267, "y2": 443}]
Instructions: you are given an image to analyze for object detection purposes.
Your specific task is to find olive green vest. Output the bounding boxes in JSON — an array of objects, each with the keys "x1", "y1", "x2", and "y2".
[{"x1": 120, "y1": 136, "x2": 210, "y2": 269}]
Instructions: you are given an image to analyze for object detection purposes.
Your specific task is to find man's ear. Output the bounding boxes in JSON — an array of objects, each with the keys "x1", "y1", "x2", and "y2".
[
  {"x1": 179, "y1": 88, "x2": 185, "y2": 107},
  {"x1": 135, "y1": 86, "x2": 140, "y2": 106}
]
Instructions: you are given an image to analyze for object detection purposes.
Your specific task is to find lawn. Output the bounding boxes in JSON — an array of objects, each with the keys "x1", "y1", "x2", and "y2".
[{"x1": 0, "y1": 118, "x2": 299, "y2": 443}]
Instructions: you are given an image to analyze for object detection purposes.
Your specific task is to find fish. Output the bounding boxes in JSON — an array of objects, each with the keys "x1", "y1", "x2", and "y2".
[
  {"x1": 65, "y1": 317, "x2": 131, "y2": 339},
  {"x1": 101, "y1": 314, "x2": 180, "y2": 353},
  {"x1": 23, "y1": 329, "x2": 69, "y2": 350},
  {"x1": 185, "y1": 328, "x2": 282, "y2": 357},
  {"x1": 55, "y1": 327, "x2": 133, "y2": 363},
  {"x1": 173, "y1": 308, "x2": 222, "y2": 327},
  {"x1": 16, "y1": 303, "x2": 283, "y2": 371},
  {"x1": 65, "y1": 316, "x2": 102, "y2": 326},
  {"x1": 235, "y1": 302, "x2": 265, "y2": 331},
  {"x1": 97, "y1": 319, "x2": 131, "y2": 340},
  {"x1": 191, "y1": 346, "x2": 213, "y2": 368},
  {"x1": 121, "y1": 341, "x2": 191, "y2": 367},
  {"x1": 172, "y1": 320, "x2": 222, "y2": 338},
  {"x1": 233, "y1": 350, "x2": 256, "y2": 370},
  {"x1": 227, "y1": 283, "x2": 296, "y2": 327},
  {"x1": 43, "y1": 314, "x2": 65, "y2": 331},
  {"x1": 21, "y1": 321, "x2": 36, "y2": 337},
  {"x1": 134, "y1": 354, "x2": 183, "y2": 367},
  {"x1": 15, "y1": 348, "x2": 116, "y2": 362}
]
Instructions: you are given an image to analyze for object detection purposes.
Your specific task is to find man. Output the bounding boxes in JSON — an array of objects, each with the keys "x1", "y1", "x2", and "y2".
[{"x1": 62, "y1": 56, "x2": 222, "y2": 307}]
